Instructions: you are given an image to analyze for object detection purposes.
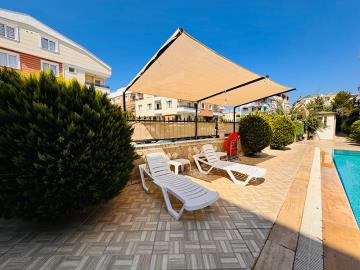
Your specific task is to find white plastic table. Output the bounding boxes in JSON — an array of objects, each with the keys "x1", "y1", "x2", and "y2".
[{"x1": 168, "y1": 159, "x2": 191, "y2": 174}]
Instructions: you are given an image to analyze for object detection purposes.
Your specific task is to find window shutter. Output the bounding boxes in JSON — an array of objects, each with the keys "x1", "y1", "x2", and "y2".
[
  {"x1": 0, "y1": 24, "x2": 5, "y2": 37},
  {"x1": 8, "y1": 55, "x2": 18, "y2": 68},
  {"x1": 49, "y1": 40, "x2": 56, "y2": 52},
  {"x1": 41, "y1": 37, "x2": 48, "y2": 49},
  {"x1": 6, "y1": 26, "x2": 15, "y2": 39},
  {"x1": 0, "y1": 52, "x2": 7, "y2": 66}
]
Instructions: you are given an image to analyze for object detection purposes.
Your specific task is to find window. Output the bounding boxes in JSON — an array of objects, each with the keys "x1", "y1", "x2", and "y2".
[
  {"x1": 323, "y1": 116, "x2": 328, "y2": 127},
  {"x1": 0, "y1": 50, "x2": 20, "y2": 69},
  {"x1": 208, "y1": 104, "x2": 213, "y2": 110},
  {"x1": 94, "y1": 79, "x2": 101, "y2": 86},
  {"x1": 68, "y1": 67, "x2": 75, "y2": 73},
  {"x1": 41, "y1": 60, "x2": 59, "y2": 76},
  {"x1": 138, "y1": 105, "x2": 142, "y2": 112},
  {"x1": 166, "y1": 100, "x2": 172, "y2": 108},
  {"x1": 41, "y1": 36, "x2": 58, "y2": 52},
  {"x1": 0, "y1": 22, "x2": 18, "y2": 40},
  {"x1": 201, "y1": 103, "x2": 205, "y2": 109},
  {"x1": 147, "y1": 104, "x2": 152, "y2": 110}
]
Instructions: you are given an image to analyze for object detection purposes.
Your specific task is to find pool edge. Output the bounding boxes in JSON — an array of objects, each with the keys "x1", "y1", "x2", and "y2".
[{"x1": 321, "y1": 148, "x2": 360, "y2": 270}]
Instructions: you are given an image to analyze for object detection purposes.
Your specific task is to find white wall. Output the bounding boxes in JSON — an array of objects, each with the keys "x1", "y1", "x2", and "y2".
[
  {"x1": 316, "y1": 114, "x2": 336, "y2": 140},
  {"x1": 63, "y1": 64, "x2": 85, "y2": 83}
]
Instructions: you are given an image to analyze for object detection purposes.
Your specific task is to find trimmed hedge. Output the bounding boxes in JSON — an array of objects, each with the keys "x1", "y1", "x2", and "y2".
[
  {"x1": 350, "y1": 120, "x2": 360, "y2": 143},
  {"x1": 263, "y1": 115, "x2": 295, "y2": 149},
  {"x1": 0, "y1": 69, "x2": 136, "y2": 220},
  {"x1": 238, "y1": 114, "x2": 272, "y2": 154},
  {"x1": 294, "y1": 121, "x2": 305, "y2": 137}
]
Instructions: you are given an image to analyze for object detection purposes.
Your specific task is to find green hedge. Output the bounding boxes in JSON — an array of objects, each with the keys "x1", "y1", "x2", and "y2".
[
  {"x1": 294, "y1": 121, "x2": 305, "y2": 137},
  {"x1": 0, "y1": 69, "x2": 136, "y2": 220},
  {"x1": 350, "y1": 120, "x2": 360, "y2": 143},
  {"x1": 238, "y1": 114, "x2": 272, "y2": 155},
  {"x1": 263, "y1": 115, "x2": 295, "y2": 149}
]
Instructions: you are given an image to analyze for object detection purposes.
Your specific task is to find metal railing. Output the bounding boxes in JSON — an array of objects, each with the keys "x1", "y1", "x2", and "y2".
[
  {"x1": 127, "y1": 118, "x2": 239, "y2": 144},
  {"x1": 85, "y1": 81, "x2": 110, "y2": 89}
]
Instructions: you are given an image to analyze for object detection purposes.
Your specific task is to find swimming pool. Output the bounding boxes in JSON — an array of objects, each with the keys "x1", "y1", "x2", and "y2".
[{"x1": 333, "y1": 150, "x2": 360, "y2": 227}]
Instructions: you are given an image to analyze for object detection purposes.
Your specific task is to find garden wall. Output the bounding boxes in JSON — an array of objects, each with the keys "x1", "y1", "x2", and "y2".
[{"x1": 129, "y1": 138, "x2": 227, "y2": 184}]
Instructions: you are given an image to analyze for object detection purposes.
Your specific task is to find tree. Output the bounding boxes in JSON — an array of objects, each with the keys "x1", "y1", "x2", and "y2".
[
  {"x1": 0, "y1": 69, "x2": 137, "y2": 220},
  {"x1": 238, "y1": 114, "x2": 272, "y2": 155},
  {"x1": 263, "y1": 114, "x2": 295, "y2": 149},
  {"x1": 331, "y1": 91, "x2": 359, "y2": 134},
  {"x1": 304, "y1": 115, "x2": 321, "y2": 139},
  {"x1": 275, "y1": 99, "x2": 306, "y2": 121},
  {"x1": 306, "y1": 96, "x2": 328, "y2": 113},
  {"x1": 331, "y1": 91, "x2": 357, "y2": 117}
]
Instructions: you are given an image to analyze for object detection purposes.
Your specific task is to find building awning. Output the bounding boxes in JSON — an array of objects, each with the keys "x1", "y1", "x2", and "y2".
[{"x1": 125, "y1": 28, "x2": 294, "y2": 107}]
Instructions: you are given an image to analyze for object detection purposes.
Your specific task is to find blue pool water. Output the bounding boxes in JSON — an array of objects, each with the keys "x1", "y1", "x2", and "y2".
[{"x1": 333, "y1": 150, "x2": 360, "y2": 227}]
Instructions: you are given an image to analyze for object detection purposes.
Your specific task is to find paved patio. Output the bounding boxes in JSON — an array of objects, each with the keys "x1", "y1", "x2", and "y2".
[{"x1": 0, "y1": 142, "x2": 311, "y2": 270}]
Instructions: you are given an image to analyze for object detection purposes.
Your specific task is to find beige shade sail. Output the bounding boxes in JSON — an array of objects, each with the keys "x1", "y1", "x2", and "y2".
[{"x1": 126, "y1": 28, "x2": 294, "y2": 106}]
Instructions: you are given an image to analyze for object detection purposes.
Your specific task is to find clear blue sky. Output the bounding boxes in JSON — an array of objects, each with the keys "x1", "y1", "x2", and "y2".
[{"x1": 2, "y1": 0, "x2": 360, "y2": 103}]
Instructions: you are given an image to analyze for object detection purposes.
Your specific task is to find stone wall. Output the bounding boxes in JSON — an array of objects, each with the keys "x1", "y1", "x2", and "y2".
[{"x1": 129, "y1": 138, "x2": 226, "y2": 184}]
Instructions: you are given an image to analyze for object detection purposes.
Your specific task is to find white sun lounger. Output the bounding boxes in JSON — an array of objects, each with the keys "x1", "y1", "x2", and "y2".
[
  {"x1": 139, "y1": 153, "x2": 219, "y2": 220},
  {"x1": 193, "y1": 144, "x2": 266, "y2": 186}
]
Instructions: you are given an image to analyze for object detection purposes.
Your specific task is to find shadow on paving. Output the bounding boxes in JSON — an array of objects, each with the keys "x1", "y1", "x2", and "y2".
[{"x1": 0, "y1": 146, "x2": 359, "y2": 269}]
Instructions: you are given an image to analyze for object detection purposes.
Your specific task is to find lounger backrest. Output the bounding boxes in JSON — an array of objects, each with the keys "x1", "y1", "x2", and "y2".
[
  {"x1": 146, "y1": 153, "x2": 172, "y2": 178},
  {"x1": 202, "y1": 144, "x2": 219, "y2": 164}
]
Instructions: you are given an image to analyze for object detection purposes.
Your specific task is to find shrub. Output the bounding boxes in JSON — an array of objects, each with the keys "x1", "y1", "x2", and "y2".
[
  {"x1": 0, "y1": 69, "x2": 136, "y2": 220},
  {"x1": 340, "y1": 115, "x2": 360, "y2": 135},
  {"x1": 350, "y1": 120, "x2": 360, "y2": 143},
  {"x1": 304, "y1": 115, "x2": 321, "y2": 139},
  {"x1": 263, "y1": 115, "x2": 295, "y2": 149},
  {"x1": 294, "y1": 121, "x2": 304, "y2": 136},
  {"x1": 294, "y1": 121, "x2": 305, "y2": 141},
  {"x1": 238, "y1": 114, "x2": 272, "y2": 154}
]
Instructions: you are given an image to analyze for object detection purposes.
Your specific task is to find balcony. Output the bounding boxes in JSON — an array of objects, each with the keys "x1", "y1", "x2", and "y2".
[
  {"x1": 85, "y1": 81, "x2": 110, "y2": 94},
  {"x1": 177, "y1": 105, "x2": 196, "y2": 113},
  {"x1": 154, "y1": 108, "x2": 163, "y2": 114},
  {"x1": 154, "y1": 96, "x2": 162, "y2": 101}
]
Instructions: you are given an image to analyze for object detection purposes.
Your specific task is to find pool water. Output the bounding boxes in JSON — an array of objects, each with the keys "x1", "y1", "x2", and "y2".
[{"x1": 333, "y1": 150, "x2": 360, "y2": 227}]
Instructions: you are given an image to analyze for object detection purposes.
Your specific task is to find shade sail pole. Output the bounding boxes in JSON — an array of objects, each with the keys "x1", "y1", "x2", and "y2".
[
  {"x1": 233, "y1": 107, "x2": 236, "y2": 133},
  {"x1": 196, "y1": 76, "x2": 268, "y2": 103},
  {"x1": 123, "y1": 93, "x2": 126, "y2": 112},
  {"x1": 195, "y1": 102, "x2": 198, "y2": 139}
]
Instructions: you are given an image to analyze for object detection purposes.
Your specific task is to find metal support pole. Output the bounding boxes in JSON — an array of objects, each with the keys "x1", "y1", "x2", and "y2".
[
  {"x1": 233, "y1": 107, "x2": 236, "y2": 133},
  {"x1": 215, "y1": 117, "x2": 219, "y2": 138},
  {"x1": 122, "y1": 93, "x2": 126, "y2": 112},
  {"x1": 195, "y1": 102, "x2": 198, "y2": 139}
]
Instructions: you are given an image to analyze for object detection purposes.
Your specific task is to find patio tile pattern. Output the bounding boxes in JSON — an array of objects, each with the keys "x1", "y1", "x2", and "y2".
[{"x1": 0, "y1": 143, "x2": 310, "y2": 269}]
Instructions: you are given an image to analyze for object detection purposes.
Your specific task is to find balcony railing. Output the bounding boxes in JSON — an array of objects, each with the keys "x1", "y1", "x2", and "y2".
[
  {"x1": 177, "y1": 105, "x2": 196, "y2": 113},
  {"x1": 85, "y1": 81, "x2": 110, "y2": 89},
  {"x1": 177, "y1": 104, "x2": 195, "y2": 108}
]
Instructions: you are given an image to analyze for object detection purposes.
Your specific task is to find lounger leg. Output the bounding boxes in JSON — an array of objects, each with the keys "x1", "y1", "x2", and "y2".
[
  {"x1": 194, "y1": 157, "x2": 213, "y2": 174},
  {"x1": 226, "y1": 169, "x2": 253, "y2": 186},
  {"x1": 139, "y1": 167, "x2": 149, "y2": 192},
  {"x1": 161, "y1": 187, "x2": 185, "y2": 220}
]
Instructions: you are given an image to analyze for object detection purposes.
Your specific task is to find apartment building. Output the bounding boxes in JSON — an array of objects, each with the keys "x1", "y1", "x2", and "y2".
[
  {"x1": 222, "y1": 111, "x2": 241, "y2": 122},
  {"x1": 136, "y1": 95, "x2": 224, "y2": 120},
  {"x1": 109, "y1": 88, "x2": 143, "y2": 113},
  {"x1": 108, "y1": 89, "x2": 223, "y2": 120},
  {"x1": 299, "y1": 93, "x2": 337, "y2": 106},
  {"x1": 0, "y1": 9, "x2": 111, "y2": 93},
  {"x1": 239, "y1": 93, "x2": 290, "y2": 115}
]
